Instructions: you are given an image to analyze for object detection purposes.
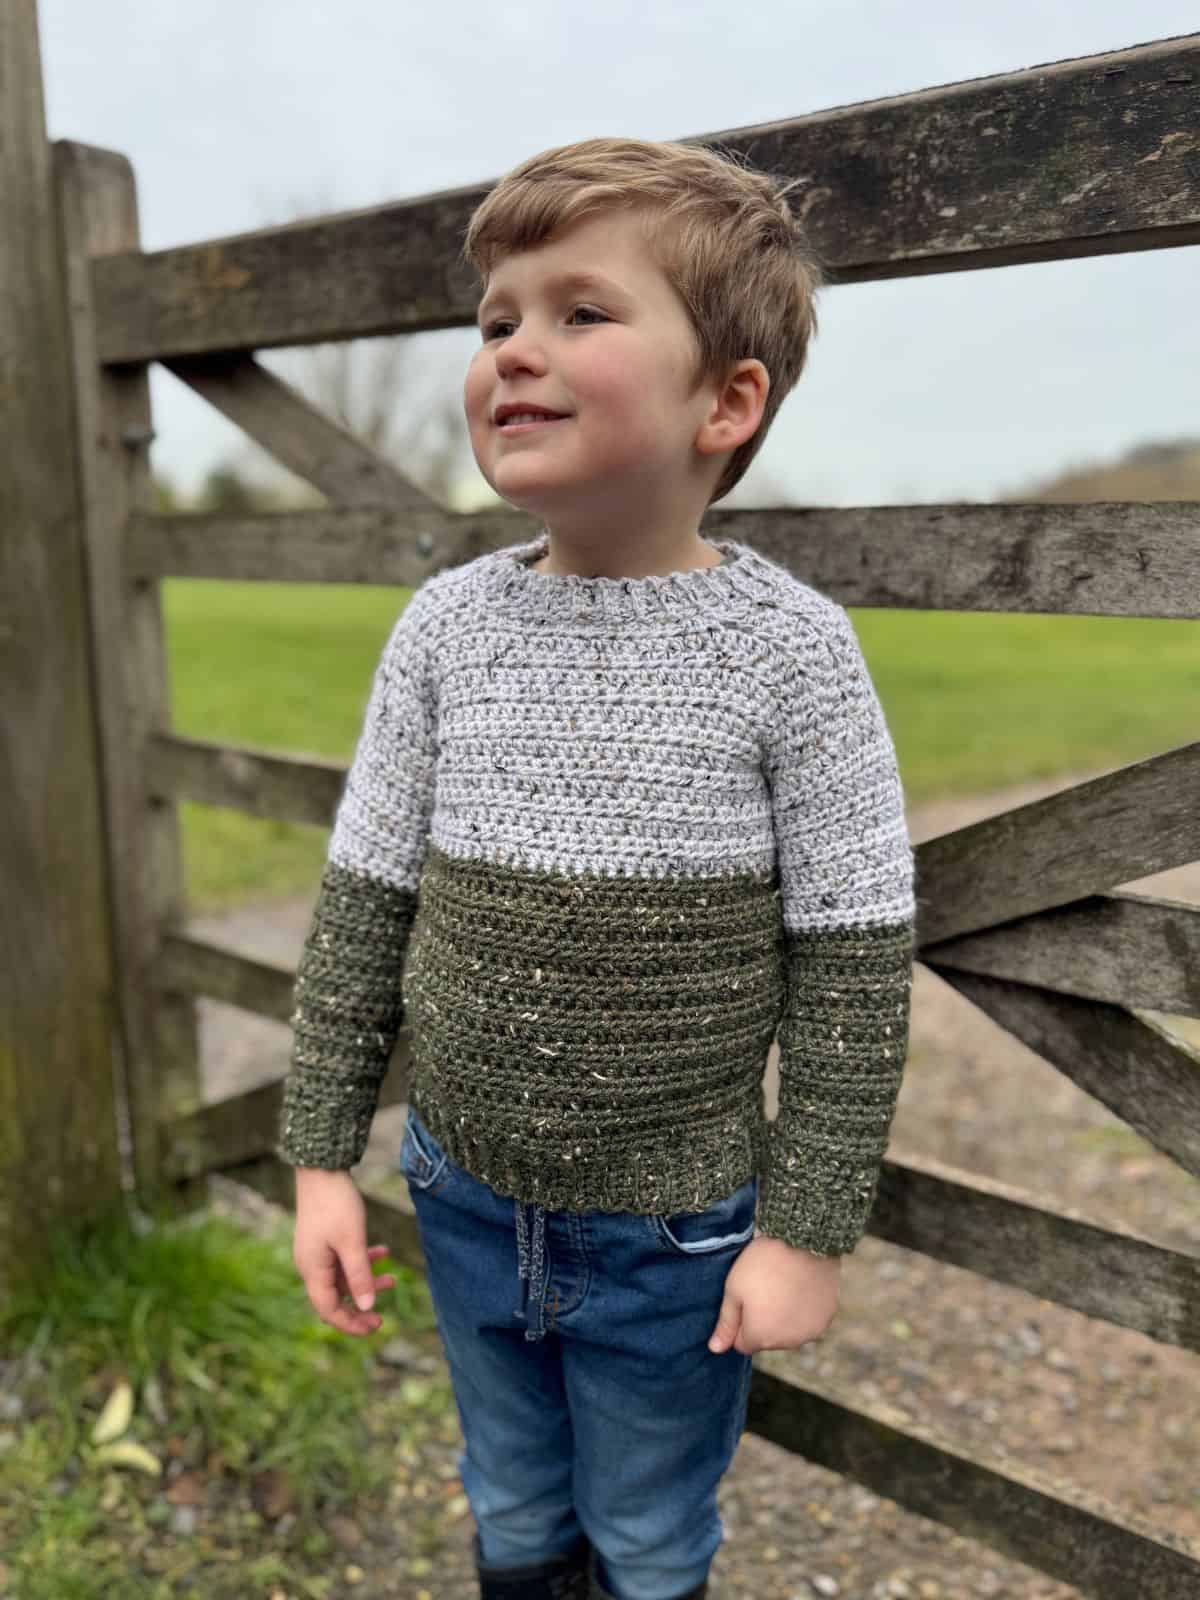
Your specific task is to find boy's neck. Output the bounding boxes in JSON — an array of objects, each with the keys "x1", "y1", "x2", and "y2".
[{"x1": 526, "y1": 531, "x2": 725, "y2": 580}]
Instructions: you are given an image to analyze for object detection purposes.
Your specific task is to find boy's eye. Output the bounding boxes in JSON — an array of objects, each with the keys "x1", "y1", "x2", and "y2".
[{"x1": 481, "y1": 305, "x2": 608, "y2": 341}]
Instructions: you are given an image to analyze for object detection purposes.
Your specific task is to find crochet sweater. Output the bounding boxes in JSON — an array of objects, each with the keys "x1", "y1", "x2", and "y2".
[{"x1": 275, "y1": 531, "x2": 917, "y2": 1257}]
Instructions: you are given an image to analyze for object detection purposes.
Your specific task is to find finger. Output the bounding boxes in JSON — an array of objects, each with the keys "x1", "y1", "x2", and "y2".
[
  {"x1": 301, "y1": 1250, "x2": 381, "y2": 1337},
  {"x1": 307, "y1": 1254, "x2": 377, "y2": 1331},
  {"x1": 333, "y1": 1266, "x2": 395, "y2": 1302},
  {"x1": 333, "y1": 1253, "x2": 387, "y2": 1298},
  {"x1": 708, "y1": 1293, "x2": 741, "y2": 1354},
  {"x1": 342, "y1": 1245, "x2": 379, "y2": 1313},
  {"x1": 325, "y1": 1304, "x2": 383, "y2": 1338},
  {"x1": 306, "y1": 1251, "x2": 344, "y2": 1322}
]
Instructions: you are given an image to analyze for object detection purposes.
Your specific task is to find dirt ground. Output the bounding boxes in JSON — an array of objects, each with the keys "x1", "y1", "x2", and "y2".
[{"x1": 198, "y1": 765, "x2": 1200, "y2": 1599}]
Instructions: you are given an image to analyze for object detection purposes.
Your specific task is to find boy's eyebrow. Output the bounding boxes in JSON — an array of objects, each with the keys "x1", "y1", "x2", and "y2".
[{"x1": 476, "y1": 270, "x2": 630, "y2": 323}]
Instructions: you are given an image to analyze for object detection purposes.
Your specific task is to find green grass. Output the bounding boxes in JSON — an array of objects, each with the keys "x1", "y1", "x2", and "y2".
[
  {"x1": 853, "y1": 606, "x2": 1200, "y2": 797},
  {"x1": 163, "y1": 580, "x2": 1199, "y2": 915},
  {"x1": 0, "y1": 1196, "x2": 446, "y2": 1599},
  {"x1": 165, "y1": 580, "x2": 414, "y2": 914}
]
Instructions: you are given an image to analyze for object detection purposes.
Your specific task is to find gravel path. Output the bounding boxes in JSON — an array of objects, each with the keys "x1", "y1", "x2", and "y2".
[{"x1": 199, "y1": 766, "x2": 1200, "y2": 1598}]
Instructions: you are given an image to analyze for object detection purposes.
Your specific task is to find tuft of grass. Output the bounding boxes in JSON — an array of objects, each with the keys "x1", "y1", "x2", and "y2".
[{"x1": 0, "y1": 1195, "x2": 442, "y2": 1596}]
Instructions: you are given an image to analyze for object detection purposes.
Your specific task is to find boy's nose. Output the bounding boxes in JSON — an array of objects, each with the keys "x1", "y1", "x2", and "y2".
[{"x1": 494, "y1": 331, "x2": 547, "y2": 376}]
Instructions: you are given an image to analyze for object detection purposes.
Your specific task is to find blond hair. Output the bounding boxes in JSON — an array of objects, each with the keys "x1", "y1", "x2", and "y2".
[{"x1": 461, "y1": 135, "x2": 826, "y2": 503}]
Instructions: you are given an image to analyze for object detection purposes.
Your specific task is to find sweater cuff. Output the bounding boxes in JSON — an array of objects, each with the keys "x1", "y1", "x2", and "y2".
[
  {"x1": 275, "y1": 1070, "x2": 381, "y2": 1170},
  {"x1": 755, "y1": 1130, "x2": 883, "y2": 1256}
]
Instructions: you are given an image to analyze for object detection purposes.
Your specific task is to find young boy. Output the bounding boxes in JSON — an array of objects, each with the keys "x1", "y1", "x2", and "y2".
[{"x1": 278, "y1": 136, "x2": 917, "y2": 1600}]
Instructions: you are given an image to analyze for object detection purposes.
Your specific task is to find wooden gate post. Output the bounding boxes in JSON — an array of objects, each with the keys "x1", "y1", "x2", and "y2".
[
  {"x1": 53, "y1": 136, "x2": 209, "y2": 1224},
  {"x1": 0, "y1": 0, "x2": 126, "y2": 1286}
]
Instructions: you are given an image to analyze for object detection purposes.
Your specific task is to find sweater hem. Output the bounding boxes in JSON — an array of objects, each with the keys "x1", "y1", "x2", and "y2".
[{"x1": 410, "y1": 1090, "x2": 773, "y2": 1217}]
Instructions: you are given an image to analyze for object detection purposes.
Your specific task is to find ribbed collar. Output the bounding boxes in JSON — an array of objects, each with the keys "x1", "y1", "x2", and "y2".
[{"x1": 476, "y1": 529, "x2": 787, "y2": 623}]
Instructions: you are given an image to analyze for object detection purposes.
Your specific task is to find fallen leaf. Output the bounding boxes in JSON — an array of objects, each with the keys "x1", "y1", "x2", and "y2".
[
  {"x1": 92, "y1": 1440, "x2": 162, "y2": 1476},
  {"x1": 90, "y1": 1379, "x2": 134, "y2": 1446}
]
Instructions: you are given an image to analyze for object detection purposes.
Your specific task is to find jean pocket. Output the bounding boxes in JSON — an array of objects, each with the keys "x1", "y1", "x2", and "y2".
[
  {"x1": 650, "y1": 1174, "x2": 758, "y2": 1257},
  {"x1": 397, "y1": 1106, "x2": 451, "y2": 1194}
]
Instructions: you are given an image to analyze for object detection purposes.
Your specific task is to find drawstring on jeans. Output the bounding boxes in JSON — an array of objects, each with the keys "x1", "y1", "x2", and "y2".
[{"x1": 514, "y1": 1198, "x2": 548, "y2": 1342}]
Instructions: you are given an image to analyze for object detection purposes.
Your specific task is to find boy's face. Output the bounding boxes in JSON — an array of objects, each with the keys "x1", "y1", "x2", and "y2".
[{"x1": 463, "y1": 211, "x2": 724, "y2": 527}]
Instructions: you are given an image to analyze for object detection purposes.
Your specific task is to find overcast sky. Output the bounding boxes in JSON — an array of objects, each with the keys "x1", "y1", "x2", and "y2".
[{"x1": 38, "y1": 2, "x2": 1199, "y2": 508}]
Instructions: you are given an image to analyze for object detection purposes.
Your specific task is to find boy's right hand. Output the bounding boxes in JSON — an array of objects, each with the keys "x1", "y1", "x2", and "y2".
[{"x1": 291, "y1": 1167, "x2": 396, "y2": 1337}]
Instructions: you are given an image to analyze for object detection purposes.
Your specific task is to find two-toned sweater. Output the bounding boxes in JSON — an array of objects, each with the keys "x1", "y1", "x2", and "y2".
[{"x1": 275, "y1": 531, "x2": 917, "y2": 1257}]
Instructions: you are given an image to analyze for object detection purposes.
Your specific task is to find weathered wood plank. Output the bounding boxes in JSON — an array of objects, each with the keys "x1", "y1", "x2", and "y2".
[
  {"x1": 870, "y1": 1148, "x2": 1199, "y2": 1352},
  {"x1": 163, "y1": 1055, "x2": 412, "y2": 1182},
  {"x1": 921, "y1": 890, "x2": 1200, "y2": 1017},
  {"x1": 914, "y1": 742, "x2": 1200, "y2": 946},
  {"x1": 746, "y1": 1367, "x2": 1200, "y2": 1598},
  {"x1": 703, "y1": 501, "x2": 1200, "y2": 620},
  {"x1": 126, "y1": 500, "x2": 1200, "y2": 619},
  {"x1": 158, "y1": 933, "x2": 298, "y2": 1024},
  {"x1": 924, "y1": 967, "x2": 1200, "y2": 1181},
  {"x1": 146, "y1": 732, "x2": 344, "y2": 827},
  {"x1": 55, "y1": 140, "x2": 208, "y2": 1213},
  {"x1": 91, "y1": 36, "x2": 1200, "y2": 362},
  {"x1": 162, "y1": 352, "x2": 436, "y2": 511},
  {"x1": 0, "y1": 16, "x2": 126, "y2": 1280},
  {"x1": 125, "y1": 504, "x2": 531, "y2": 586}
]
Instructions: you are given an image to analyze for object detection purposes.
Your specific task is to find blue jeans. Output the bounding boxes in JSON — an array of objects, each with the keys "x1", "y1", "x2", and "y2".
[{"x1": 396, "y1": 1103, "x2": 757, "y2": 1600}]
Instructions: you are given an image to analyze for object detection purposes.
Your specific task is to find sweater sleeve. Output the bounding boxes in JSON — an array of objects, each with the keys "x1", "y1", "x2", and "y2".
[
  {"x1": 757, "y1": 604, "x2": 916, "y2": 1256},
  {"x1": 275, "y1": 584, "x2": 439, "y2": 1170}
]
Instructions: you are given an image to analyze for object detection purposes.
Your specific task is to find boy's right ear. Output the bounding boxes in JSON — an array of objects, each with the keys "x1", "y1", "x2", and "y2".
[{"x1": 695, "y1": 358, "x2": 769, "y2": 460}]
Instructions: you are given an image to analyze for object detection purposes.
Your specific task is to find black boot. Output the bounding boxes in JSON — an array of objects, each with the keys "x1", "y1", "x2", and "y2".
[{"x1": 474, "y1": 1529, "x2": 593, "y2": 1599}]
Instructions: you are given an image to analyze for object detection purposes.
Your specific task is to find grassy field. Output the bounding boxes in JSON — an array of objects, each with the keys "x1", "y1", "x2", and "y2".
[
  {"x1": 0, "y1": 1200, "x2": 453, "y2": 1599},
  {"x1": 164, "y1": 578, "x2": 1199, "y2": 916}
]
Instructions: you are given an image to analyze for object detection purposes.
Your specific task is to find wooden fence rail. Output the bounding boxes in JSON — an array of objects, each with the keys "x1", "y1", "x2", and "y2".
[
  {"x1": 90, "y1": 35, "x2": 1200, "y2": 364},
  {"x1": 124, "y1": 499, "x2": 1200, "y2": 616},
  {"x1": 3, "y1": 1, "x2": 1197, "y2": 1589}
]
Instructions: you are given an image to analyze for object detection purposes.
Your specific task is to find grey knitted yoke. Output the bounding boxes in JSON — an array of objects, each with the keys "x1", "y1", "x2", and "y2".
[{"x1": 275, "y1": 531, "x2": 917, "y2": 1257}]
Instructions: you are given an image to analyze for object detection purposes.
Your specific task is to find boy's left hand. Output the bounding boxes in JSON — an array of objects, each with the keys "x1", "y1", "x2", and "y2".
[{"x1": 708, "y1": 1233, "x2": 842, "y2": 1354}]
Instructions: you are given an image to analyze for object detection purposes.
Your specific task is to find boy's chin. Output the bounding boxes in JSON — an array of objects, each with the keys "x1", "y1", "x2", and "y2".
[
  {"x1": 489, "y1": 474, "x2": 573, "y2": 519},
  {"x1": 492, "y1": 488, "x2": 551, "y2": 519}
]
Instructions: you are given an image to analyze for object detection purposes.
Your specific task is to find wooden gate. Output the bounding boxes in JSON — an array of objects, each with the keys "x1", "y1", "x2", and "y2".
[{"x1": 7, "y1": 4, "x2": 1200, "y2": 1590}]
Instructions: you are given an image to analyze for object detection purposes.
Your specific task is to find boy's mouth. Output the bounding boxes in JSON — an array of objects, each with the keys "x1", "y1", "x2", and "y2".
[
  {"x1": 496, "y1": 414, "x2": 571, "y2": 433},
  {"x1": 494, "y1": 402, "x2": 571, "y2": 429}
]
